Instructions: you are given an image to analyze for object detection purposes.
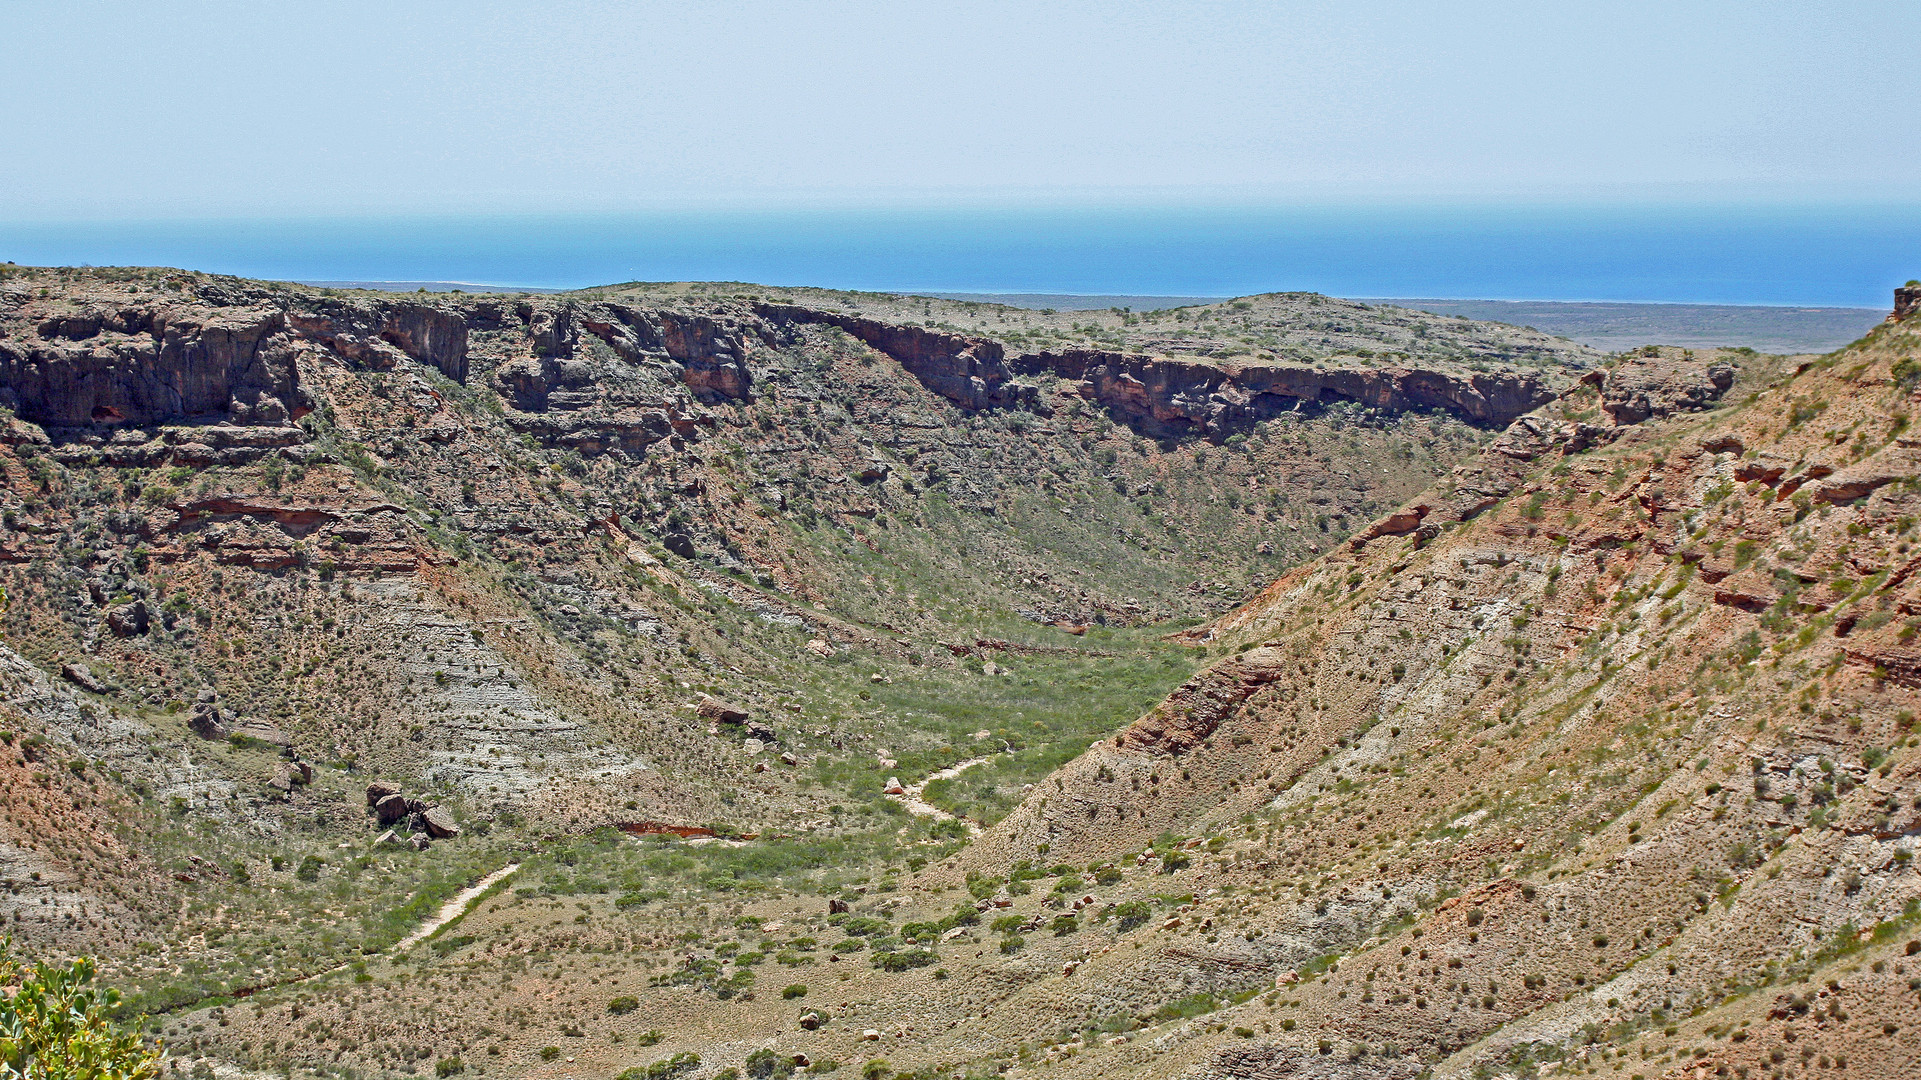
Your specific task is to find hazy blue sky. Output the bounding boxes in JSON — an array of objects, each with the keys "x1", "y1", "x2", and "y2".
[{"x1": 4, "y1": 1, "x2": 1917, "y2": 219}]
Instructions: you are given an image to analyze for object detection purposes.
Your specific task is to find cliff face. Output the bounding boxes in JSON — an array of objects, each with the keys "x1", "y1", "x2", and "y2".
[
  {"x1": 0, "y1": 282, "x2": 1570, "y2": 465},
  {"x1": 0, "y1": 303, "x2": 307, "y2": 428},
  {"x1": 1031, "y1": 348, "x2": 1559, "y2": 436},
  {"x1": 759, "y1": 303, "x2": 1564, "y2": 438}
]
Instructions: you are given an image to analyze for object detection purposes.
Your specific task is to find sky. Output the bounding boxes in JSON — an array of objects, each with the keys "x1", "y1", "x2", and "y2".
[{"x1": 4, "y1": 1, "x2": 1919, "y2": 219}]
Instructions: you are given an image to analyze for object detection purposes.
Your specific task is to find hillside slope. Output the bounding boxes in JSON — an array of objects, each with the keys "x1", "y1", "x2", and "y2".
[{"x1": 930, "y1": 317, "x2": 1920, "y2": 1080}]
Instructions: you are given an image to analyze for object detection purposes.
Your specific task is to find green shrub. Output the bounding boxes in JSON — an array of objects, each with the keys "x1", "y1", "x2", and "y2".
[
  {"x1": 871, "y1": 948, "x2": 937, "y2": 972},
  {"x1": 999, "y1": 935, "x2": 1025, "y2": 954},
  {"x1": 608, "y1": 995, "x2": 640, "y2": 1015},
  {"x1": 746, "y1": 1048, "x2": 794, "y2": 1079},
  {"x1": 540, "y1": 1047, "x2": 561, "y2": 1061},
  {"x1": 435, "y1": 1058, "x2": 465, "y2": 1077},
  {"x1": 782, "y1": 983, "x2": 808, "y2": 999},
  {"x1": 1115, "y1": 900, "x2": 1153, "y2": 931}
]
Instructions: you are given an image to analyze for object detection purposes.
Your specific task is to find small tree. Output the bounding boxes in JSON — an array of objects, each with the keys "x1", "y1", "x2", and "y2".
[{"x1": 0, "y1": 939, "x2": 162, "y2": 1079}]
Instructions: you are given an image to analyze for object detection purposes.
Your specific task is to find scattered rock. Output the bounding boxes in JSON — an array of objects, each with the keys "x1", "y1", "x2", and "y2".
[
  {"x1": 374, "y1": 829, "x2": 400, "y2": 847},
  {"x1": 800, "y1": 1011, "x2": 825, "y2": 1031},
  {"x1": 828, "y1": 898, "x2": 850, "y2": 914},
  {"x1": 745, "y1": 721, "x2": 778, "y2": 742},
  {"x1": 883, "y1": 777, "x2": 907, "y2": 795},
  {"x1": 410, "y1": 834, "x2": 431, "y2": 852},
  {"x1": 862, "y1": 1030, "x2": 880, "y2": 1042},
  {"x1": 779, "y1": 751, "x2": 798, "y2": 766},
  {"x1": 805, "y1": 638, "x2": 835, "y2": 657}
]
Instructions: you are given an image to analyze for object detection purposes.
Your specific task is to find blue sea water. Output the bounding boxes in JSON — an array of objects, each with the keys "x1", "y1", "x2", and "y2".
[{"x1": 2, "y1": 204, "x2": 1917, "y2": 307}]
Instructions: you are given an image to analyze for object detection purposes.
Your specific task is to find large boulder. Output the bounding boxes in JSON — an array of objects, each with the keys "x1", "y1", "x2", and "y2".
[
  {"x1": 105, "y1": 600, "x2": 149, "y2": 637},
  {"x1": 697, "y1": 694, "x2": 750, "y2": 724},
  {"x1": 421, "y1": 806, "x2": 461, "y2": 839},
  {"x1": 59, "y1": 663, "x2": 109, "y2": 693},
  {"x1": 366, "y1": 782, "x2": 399, "y2": 807},
  {"x1": 187, "y1": 689, "x2": 231, "y2": 740},
  {"x1": 375, "y1": 793, "x2": 410, "y2": 825}
]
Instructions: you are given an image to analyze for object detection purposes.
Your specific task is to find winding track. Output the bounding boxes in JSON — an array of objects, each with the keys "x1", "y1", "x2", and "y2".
[{"x1": 884, "y1": 756, "x2": 996, "y2": 833}]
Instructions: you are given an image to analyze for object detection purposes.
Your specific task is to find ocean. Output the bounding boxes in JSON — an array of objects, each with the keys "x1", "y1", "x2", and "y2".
[{"x1": 2, "y1": 203, "x2": 1917, "y2": 307}]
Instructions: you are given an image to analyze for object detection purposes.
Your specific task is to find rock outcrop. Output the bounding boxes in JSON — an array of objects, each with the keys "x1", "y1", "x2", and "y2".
[{"x1": 1895, "y1": 282, "x2": 1921, "y2": 322}]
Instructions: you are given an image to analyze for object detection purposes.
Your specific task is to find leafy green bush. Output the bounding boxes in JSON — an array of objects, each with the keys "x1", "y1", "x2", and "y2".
[
  {"x1": 435, "y1": 1058, "x2": 465, "y2": 1077},
  {"x1": 0, "y1": 945, "x2": 161, "y2": 1080},
  {"x1": 608, "y1": 995, "x2": 640, "y2": 1015},
  {"x1": 782, "y1": 983, "x2": 808, "y2": 999}
]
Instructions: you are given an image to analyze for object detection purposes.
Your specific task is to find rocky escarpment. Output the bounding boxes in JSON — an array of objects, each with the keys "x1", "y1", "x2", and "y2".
[
  {"x1": 1, "y1": 278, "x2": 1573, "y2": 472},
  {"x1": 1027, "y1": 347, "x2": 1559, "y2": 437},
  {"x1": 760, "y1": 303, "x2": 1565, "y2": 439},
  {"x1": 0, "y1": 283, "x2": 488, "y2": 431}
]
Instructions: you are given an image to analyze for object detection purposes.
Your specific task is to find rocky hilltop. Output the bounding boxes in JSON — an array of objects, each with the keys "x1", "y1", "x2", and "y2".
[{"x1": 4, "y1": 264, "x2": 1914, "y2": 1080}]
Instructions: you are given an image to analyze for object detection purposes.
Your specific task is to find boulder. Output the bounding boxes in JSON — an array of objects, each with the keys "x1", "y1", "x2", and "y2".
[
  {"x1": 410, "y1": 834, "x2": 431, "y2": 851},
  {"x1": 799, "y1": 1011, "x2": 825, "y2": 1031},
  {"x1": 883, "y1": 777, "x2": 907, "y2": 795},
  {"x1": 375, "y1": 793, "x2": 410, "y2": 825},
  {"x1": 267, "y1": 769, "x2": 294, "y2": 794},
  {"x1": 806, "y1": 638, "x2": 835, "y2": 658},
  {"x1": 290, "y1": 760, "x2": 312, "y2": 785},
  {"x1": 746, "y1": 720, "x2": 778, "y2": 742},
  {"x1": 374, "y1": 828, "x2": 399, "y2": 847},
  {"x1": 697, "y1": 694, "x2": 750, "y2": 723},
  {"x1": 828, "y1": 898, "x2": 850, "y2": 914},
  {"x1": 232, "y1": 721, "x2": 292, "y2": 749},
  {"x1": 60, "y1": 663, "x2": 110, "y2": 693},
  {"x1": 187, "y1": 690, "x2": 231, "y2": 740},
  {"x1": 421, "y1": 806, "x2": 461, "y2": 839},
  {"x1": 105, "y1": 600, "x2": 149, "y2": 637},
  {"x1": 366, "y1": 782, "x2": 399, "y2": 807}
]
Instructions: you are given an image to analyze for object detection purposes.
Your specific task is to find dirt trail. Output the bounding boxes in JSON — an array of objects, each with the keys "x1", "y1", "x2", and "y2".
[
  {"x1": 886, "y1": 757, "x2": 996, "y2": 833},
  {"x1": 394, "y1": 862, "x2": 520, "y2": 952}
]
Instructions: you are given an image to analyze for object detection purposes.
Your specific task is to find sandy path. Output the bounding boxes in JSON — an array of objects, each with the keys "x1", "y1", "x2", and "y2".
[
  {"x1": 394, "y1": 861, "x2": 520, "y2": 952},
  {"x1": 886, "y1": 756, "x2": 996, "y2": 833}
]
